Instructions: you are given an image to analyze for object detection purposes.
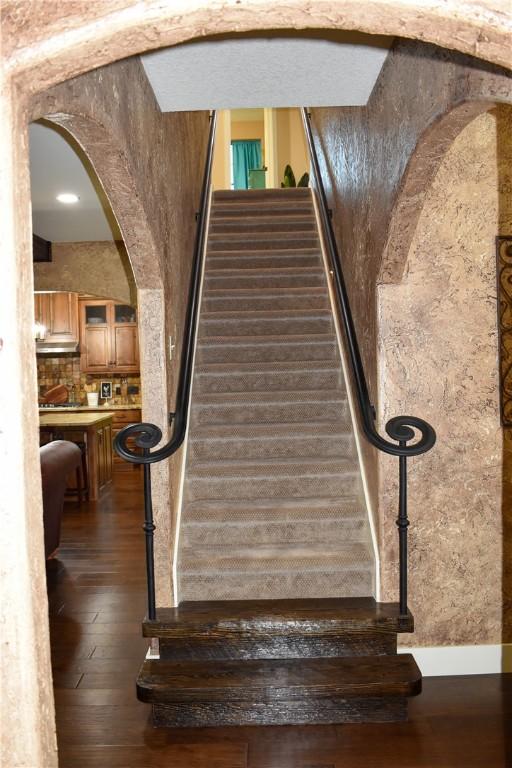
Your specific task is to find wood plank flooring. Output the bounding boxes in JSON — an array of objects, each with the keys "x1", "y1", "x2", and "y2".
[{"x1": 48, "y1": 470, "x2": 512, "y2": 767}]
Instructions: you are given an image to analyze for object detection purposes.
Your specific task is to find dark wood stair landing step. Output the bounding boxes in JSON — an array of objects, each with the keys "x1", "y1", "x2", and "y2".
[
  {"x1": 152, "y1": 696, "x2": 407, "y2": 727},
  {"x1": 143, "y1": 597, "x2": 414, "y2": 639},
  {"x1": 138, "y1": 654, "x2": 421, "y2": 726}
]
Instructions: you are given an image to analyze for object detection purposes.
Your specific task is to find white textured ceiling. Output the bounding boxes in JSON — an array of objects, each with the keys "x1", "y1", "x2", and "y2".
[
  {"x1": 142, "y1": 33, "x2": 391, "y2": 111},
  {"x1": 29, "y1": 122, "x2": 119, "y2": 242},
  {"x1": 29, "y1": 33, "x2": 390, "y2": 242}
]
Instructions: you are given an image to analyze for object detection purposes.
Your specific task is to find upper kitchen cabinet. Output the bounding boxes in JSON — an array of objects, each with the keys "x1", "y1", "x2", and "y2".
[
  {"x1": 34, "y1": 292, "x2": 79, "y2": 344},
  {"x1": 79, "y1": 299, "x2": 139, "y2": 374}
]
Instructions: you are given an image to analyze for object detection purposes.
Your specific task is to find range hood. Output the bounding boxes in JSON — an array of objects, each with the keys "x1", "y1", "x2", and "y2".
[{"x1": 36, "y1": 340, "x2": 80, "y2": 355}]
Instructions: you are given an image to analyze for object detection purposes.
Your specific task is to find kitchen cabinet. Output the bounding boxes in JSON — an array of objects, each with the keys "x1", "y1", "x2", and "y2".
[
  {"x1": 39, "y1": 412, "x2": 114, "y2": 501},
  {"x1": 79, "y1": 299, "x2": 139, "y2": 374},
  {"x1": 34, "y1": 292, "x2": 79, "y2": 344},
  {"x1": 110, "y1": 408, "x2": 142, "y2": 468}
]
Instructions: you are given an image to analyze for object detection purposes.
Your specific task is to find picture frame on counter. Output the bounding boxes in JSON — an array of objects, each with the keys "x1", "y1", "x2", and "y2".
[{"x1": 100, "y1": 381, "x2": 113, "y2": 400}]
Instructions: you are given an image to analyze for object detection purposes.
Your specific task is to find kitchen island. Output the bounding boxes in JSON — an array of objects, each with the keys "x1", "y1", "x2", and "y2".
[{"x1": 39, "y1": 412, "x2": 114, "y2": 500}]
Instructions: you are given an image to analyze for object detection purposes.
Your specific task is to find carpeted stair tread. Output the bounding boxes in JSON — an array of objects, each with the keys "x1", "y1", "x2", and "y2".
[
  {"x1": 187, "y1": 423, "x2": 353, "y2": 462},
  {"x1": 178, "y1": 188, "x2": 375, "y2": 601},
  {"x1": 202, "y1": 288, "x2": 330, "y2": 312},
  {"x1": 193, "y1": 389, "x2": 346, "y2": 405},
  {"x1": 204, "y1": 271, "x2": 325, "y2": 290},
  {"x1": 213, "y1": 188, "x2": 311, "y2": 201},
  {"x1": 181, "y1": 496, "x2": 366, "y2": 523},
  {"x1": 210, "y1": 215, "x2": 316, "y2": 229},
  {"x1": 194, "y1": 360, "x2": 343, "y2": 394},
  {"x1": 199, "y1": 311, "x2": 333, "y2": 337},
  {"x1": 187, "y1": 456, "x2": 358, "y2": 476},
  {"x1": 180, "y1": 542, "x2": 374, "y2": 574},
  {"x1": 206, "y1": 252, "x2": 321, "y2": 270},
  {"x1": 181, "y1": 517, "x2": 368, "y2": 548}
]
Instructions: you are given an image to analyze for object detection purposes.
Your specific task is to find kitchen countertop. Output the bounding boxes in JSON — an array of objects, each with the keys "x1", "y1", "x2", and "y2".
[
  {"x1": 39, "y1": 412, "x2": 115, "y2": 427},
  {"x1": 38, "y1": 404, "x2": 141, "y2": 413}
]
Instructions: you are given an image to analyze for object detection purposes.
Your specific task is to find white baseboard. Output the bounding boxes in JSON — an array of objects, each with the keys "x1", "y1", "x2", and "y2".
[{"x1": 398, "y1": 643, "x2": 512, "y2": 676}]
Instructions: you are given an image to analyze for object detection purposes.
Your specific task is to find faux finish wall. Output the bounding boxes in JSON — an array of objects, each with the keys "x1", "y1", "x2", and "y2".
[
  {"x1": 379, "y1": 108, "x2": 512, "y2": 646},
  {"x1": 311, "y1": 41, "x2": 512, "y2": 616},
  {"x1": 3, "y1": 5, "x2": 512, "y2": 767},
  {"x1": 29, "y1": 58, "x2": 210, "y2": 608},
  {"x1": 34, "y1": 241, "x2": 136, "y2": 305}
]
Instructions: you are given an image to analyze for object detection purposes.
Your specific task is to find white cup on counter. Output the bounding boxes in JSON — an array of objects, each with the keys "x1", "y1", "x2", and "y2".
[{"x1": 87, "y1": 392, "x2": 99, "y2": 407}]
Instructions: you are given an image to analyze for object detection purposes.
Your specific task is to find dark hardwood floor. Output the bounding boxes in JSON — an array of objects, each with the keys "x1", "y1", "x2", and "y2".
[{"x1": 48, "y1": 470, "x2": 512, "y2": 768}]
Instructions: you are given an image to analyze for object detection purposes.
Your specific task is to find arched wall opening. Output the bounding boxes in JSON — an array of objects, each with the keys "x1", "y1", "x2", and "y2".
[
  {"x1": 377, "y1": 104, "x2": 512, "y2": 651},
  {"x1": 31, "y1": 112, "x2": 174, "y2": 606},
  {"x1": 2, "y1": 5, "x2": 512, "y2": 766}
]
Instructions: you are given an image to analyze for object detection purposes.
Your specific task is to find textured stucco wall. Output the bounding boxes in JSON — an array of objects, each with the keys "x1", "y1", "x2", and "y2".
[
  {"x1": 34, "y1": 241, "x2": 136, "y2": 304},
  {"x1": 29, "y1": 58, "x2": 210, "y2": 610},
  {"x1": 379, "y1": 108, "x2": 512, "y2": 646},
  {"x1": 311, "y1": 40, "x2": 512, "y2": 587},
  {"x1": 2, "y1": 3, "x2": 512, "y2": 766}
]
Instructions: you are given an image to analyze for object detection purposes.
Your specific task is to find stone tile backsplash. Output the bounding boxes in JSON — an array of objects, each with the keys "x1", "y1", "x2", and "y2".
[{"x1": 37, "y1": 355, "x2": 141, "y2": 405}]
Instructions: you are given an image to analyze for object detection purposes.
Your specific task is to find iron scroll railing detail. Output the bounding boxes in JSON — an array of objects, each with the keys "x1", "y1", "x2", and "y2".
[
  {"x1": 301, "y1": 108, "x2": 436, "y2": 617},
  {"x1": 114, "y1": 111, "x2": 217, "y2": 620}
]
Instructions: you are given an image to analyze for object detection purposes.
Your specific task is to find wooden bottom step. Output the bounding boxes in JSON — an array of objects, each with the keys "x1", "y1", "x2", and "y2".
[{"x1": 137, "y1": 654, "x2": 421, "y2": 727}]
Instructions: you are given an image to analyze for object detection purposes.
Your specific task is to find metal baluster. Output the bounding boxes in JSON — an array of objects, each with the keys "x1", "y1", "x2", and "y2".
[
  {"x1": 397, "y1": 441, "x2": 409, "y2": 617},
  {"x1": 143, "y1": 448, "x2": 156, "y2": 620}
]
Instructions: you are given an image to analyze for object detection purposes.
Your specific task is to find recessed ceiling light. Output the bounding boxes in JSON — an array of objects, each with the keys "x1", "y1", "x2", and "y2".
[{"x1": 56, "y1": 193, "x2": 79, "y2": 204}]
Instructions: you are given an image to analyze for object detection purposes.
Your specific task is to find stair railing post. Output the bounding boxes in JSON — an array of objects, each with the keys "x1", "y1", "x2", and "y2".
[
  {"x1": 397, "y1": 441, "x2": 408, "y2": 617},
  {"x1": 143, "y1": 448, "x2": 156, "y2": 620}
]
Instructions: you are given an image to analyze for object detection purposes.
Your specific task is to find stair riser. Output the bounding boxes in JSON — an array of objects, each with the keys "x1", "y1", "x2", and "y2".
[
  {"x1": 209, "y1": 220, "x2": 316, "y2": 235},
  {"x1": 191, "y1": 399, "x2": 348, "y2": 426},
  {"x1": 213, "y1": 189, "x2": 311, "y2": 202},
  {"x1": 182, "y1": 500, "x2": 364, "y2": 523},
  {"x1": 188, "y1": 434, "x2": 353, "y2": 461},
  {"x1": 181, "y1": 519, "x2": 367, "y2": 547},
  {"x1": 204, "y1": 273, "x2": 325, "y2": 290},
  {"x1": 208, "y1": 237, "x2": 319, "y2": 252},
  {"x1": 202, "y1": 294, "x2": 330, "y2": 312},
  {"x1": 179, "y1": 568, "x2": 374, "y2": 601},
  {"x1": 194, "y1": 368, "x2": 342, "y2": 394},
  {"x1": 184, "y1": 473, "x2": 359, "y2": 501},
  {"x1": 206, "y1": 253, "x2": 320, "y2": 270},
  {"x1": 158, "y1": 632, "x2": 396, "y2": 661},
  {"x1": 152, "y1": 698, "x2": 406, "y2": 727},
  {"x1": 211, "y1": 205, "x2": 314, "y2": 218},
  {"x1": 196, "y1": 341, "x2": 338, "y2": 364},
  {"x1": 199, "y1": 316, "x2": 332, "y2": 337}
]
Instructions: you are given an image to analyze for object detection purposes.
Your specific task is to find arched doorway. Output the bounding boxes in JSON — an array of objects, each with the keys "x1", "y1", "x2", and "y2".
[{"x1": 2, "y1": 5, "x2": 512, "y2": 766}]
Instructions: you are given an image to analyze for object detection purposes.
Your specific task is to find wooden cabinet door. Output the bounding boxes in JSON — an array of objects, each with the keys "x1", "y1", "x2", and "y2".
[
  {"x1": 79, "y1": 299, "x2": 139, "y2": 373},
  {"x1": 80, "y1": 300, "x2": 111, "y2": 373},
  {"x1": 81, "y1": 326, "x2": 111, "y2": 372},
  {"x1": 111, "y1": 325, "x2": 139, "y2": 372},
  {"x1": 97, "y1": 426, "x2": 107, "y2": 488},
  {"x1": 34, "y1": 293, "x2": 50, "y2": 328},
  {"x1": 47, "y1": 293, "x2": 78, "y2": 342},
  {"x1": 104, "y1": 423, "x2": 113, "y2": 481},
  {"x1": 110, "y1": 303, "x2": 139, "y2": 373}
]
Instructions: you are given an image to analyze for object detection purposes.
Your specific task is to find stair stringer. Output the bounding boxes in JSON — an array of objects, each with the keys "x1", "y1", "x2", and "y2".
[
  {"x1": 310, "y1": 189, "x2": 381, "y2": 600},
  {"x1": 171, "y1": 183, "x2": 214, "y2": 606}
]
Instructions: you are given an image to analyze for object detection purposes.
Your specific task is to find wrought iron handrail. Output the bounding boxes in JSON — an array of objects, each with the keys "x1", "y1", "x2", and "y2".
[
  {"x1": 301, "y1": 108, "x2": 436, "y2": 617},
  {"x1": 113, "y1": 111, "x2": 217, "y2": 619}
]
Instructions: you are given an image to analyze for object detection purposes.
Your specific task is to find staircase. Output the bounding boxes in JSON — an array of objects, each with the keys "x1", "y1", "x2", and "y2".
[
  {"x1": 179, "y1": 188, "x2": 375, "y2": 601},
  {"x1": 135, "y1": 188, "x2": 421, "y2": 726}
]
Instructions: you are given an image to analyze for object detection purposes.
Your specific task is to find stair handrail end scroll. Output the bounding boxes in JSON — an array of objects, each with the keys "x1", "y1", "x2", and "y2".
[
  {"x1": 114, "y1": 111, "x2": 218, "y2": 620},
  {"x1": 301, "y1": 108, "x2": 436, "y2": 619}
]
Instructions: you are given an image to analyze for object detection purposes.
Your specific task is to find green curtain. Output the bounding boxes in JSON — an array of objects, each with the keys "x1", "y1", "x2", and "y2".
[{"x1": 232, "y1": 140, "x2": 262, "y2": 190}]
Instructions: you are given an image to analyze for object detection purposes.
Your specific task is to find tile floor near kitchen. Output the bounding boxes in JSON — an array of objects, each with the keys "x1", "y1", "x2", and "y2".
[{"x1": 47, "y1": 469, "x2": 512, "y2": 768}]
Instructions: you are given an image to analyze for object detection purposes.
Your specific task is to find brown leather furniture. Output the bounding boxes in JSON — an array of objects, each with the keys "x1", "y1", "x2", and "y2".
[{"x1": 40, "y1": 440, "x2": 83, "y2": 559}]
